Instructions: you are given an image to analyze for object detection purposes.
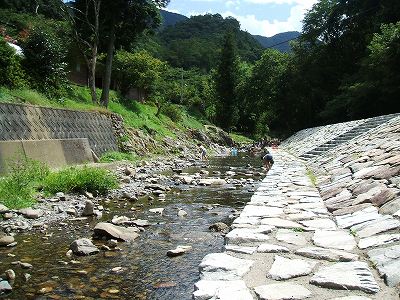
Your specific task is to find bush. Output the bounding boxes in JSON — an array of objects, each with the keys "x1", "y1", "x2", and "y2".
[
  {"x1": 0, "y1": 37, "x2": 26, "y2": 88},
  {"x1": 0, "y1": 157, "x2": 49, "y2": 209},
  {"x1": 161, "y1": 103, "x2": 182, "y2": 122},
  {"x1": 43, "y1": 166, "x2": 118, "y2": 195}
]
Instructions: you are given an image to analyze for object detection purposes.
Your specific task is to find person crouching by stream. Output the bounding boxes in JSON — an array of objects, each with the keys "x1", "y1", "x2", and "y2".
[
  {"x1": 199, "y1": 144, "x2": 207, "y2": 160},
  {"x1": 262, "y1": 149, "x2": 274, "y2": 171}
]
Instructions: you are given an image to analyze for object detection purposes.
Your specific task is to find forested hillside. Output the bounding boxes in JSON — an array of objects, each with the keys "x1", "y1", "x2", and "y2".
[
  {"x1": 253, "y1": 31, "x2": 300, "y2": 52},
  {"x1": 0, "y1": 0, "x2": 399, "y2": 140}
]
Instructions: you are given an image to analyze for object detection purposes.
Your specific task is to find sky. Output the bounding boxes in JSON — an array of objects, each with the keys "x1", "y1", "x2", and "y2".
[{"x1": 164, "y1": 0, "x2": 319, "y2": 37}]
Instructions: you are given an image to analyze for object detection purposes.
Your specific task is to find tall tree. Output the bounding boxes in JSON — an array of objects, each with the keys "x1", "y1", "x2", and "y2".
[
  {"x1": 99, "y1": 0, "x2": 169, "y2": 107},
  {"x1": 67, "y1": 0, "x2": 101, "y2": 104},
  {"x1": 215, "y1": 31, "x2": 239, "y2": 131}
]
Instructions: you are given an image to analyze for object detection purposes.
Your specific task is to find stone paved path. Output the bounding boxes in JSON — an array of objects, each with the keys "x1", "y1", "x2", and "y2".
[{"x1": 193, "y1": 150, "x2": 399, "y2": 300}]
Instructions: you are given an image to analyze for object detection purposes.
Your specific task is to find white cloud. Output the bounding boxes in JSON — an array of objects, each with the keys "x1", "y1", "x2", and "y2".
[{"x1": 222, "y1": 1, "x2": 317, "y2": 36}]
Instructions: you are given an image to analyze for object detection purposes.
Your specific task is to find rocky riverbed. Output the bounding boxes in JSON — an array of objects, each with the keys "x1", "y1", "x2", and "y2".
[{"x1": 0, "y1": 152, "x2": 267, "y2": 299}]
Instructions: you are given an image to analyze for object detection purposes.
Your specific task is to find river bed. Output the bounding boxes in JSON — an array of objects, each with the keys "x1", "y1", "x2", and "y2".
[{"x1": 0, "y1": 154, "x2": 263, "y2": 300}]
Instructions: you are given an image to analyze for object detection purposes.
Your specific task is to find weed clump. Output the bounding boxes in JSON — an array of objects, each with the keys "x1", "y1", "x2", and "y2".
[{"x1": 43, "y1": 166, "x2": 118, "y2": 195}]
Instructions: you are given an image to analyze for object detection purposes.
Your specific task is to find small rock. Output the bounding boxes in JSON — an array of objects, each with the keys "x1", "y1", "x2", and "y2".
[
  {"x1": 66, "y1": 250, "x2": 73, "y2": 258},
  {"x1": 3, "y1": 212, "x2": 13, "y2": 219},
  {"x1": 107, "y1": 239, "x2": 118, "y2": 248},
  {"x1": 83, "y1": 191, "x2": 94, "y2": 199},
  {"x1": 66, "y1": 208, "x2": 78, "y2": 216},
  {"x1": 111, "y1": 267, "x2": 124, "y2": 273},
  {"x1": 167, "y1": 246, "x2": 192, "y2": 257},
  {"x1": 0, "y1": 280, "x2": 12, "y2": 293},
  {"x1": 23, "y1": 273, "x2": 31, "y2": 282},
  {"x1": 209, "y1": 222, "x2": 229, "y2": 233},
  {"x1": 20, "y1": 262, "x2": 33, "y2": 269},
  {"x1": 69, "y1": 238, "x2": 99, "y2": 256},
  {"x1": 124, "y1": 166, "x2": 135, "y2": 176},
  {"x1": 82, "y1": 200, "x2": 95, "y2": 216},
  {"x1": 121, "y1": 176, "x2": 130, "y2": 184},
  {"x1": 19, "y1": 208, "x2": 43, "y2": 219},
  {"x1": 0, "y1": 204, "x2": 9, "y2": 213},
  {"x1": 56, "y1": 192, "x2": 66, "y2": 201},
  {"x1": 177, "y1": 209, "x2": 187, "y2": 217},
  {"x1": 0, "y1": 235, "x2": 15, "y2": 246},
  {"x1": 4, "y1": 270, "x2": 15, "y2": 281},
  {"x1": 149, "y1": 208, "x2": 164, "y2": 215}
]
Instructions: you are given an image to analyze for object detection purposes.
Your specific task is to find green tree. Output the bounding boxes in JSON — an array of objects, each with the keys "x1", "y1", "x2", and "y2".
[
  {"x1": 0, "y1": 37, "x2": 26, "y2": 88},
  {"x1": 99, "y1": 0, "x2": 170, "y2": 108},
  {"x1": 215, "y1": 32, "x2": 239, "y2": 131}
]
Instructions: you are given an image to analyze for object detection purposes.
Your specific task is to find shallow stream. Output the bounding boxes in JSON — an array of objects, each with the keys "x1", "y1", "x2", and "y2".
[{"x1": 0, "y1": 154, "x2": 263, "y2": 300}]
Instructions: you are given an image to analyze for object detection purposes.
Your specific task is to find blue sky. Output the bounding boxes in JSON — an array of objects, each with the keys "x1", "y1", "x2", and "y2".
[{"x1": 165, "y1": 0, "x2": 318, "y2": 37}]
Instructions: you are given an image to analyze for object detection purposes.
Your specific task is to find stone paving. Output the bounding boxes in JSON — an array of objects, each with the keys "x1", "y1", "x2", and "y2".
[{"x1": 193, "y1": 150, "x2": 399, "y2": 299}]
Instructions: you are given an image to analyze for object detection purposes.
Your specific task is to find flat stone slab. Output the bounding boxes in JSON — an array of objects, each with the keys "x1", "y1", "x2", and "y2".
[
  {"x1": 336, "y1": 207, "x2": 380, "y2": 229},
  {"x1": 69, "y1": 238, "x2": 99, "y2": 256},
  {"x1": 268, "y1": 255, "x2": 317, "y2": 280},
  {"x1": 275, "y1": 229, "x2": 308, "y2": 246},
  {"x1": 295, "y1": 246, "x2": 358, "y2": 262},
  {"x1": 199, "y1": 253, "x2": 253, "y2": 281},
  {"x1": 241, "y1": 205, "x2": 283, "y2": 218},
  {"x1": 312, "y1": 230, "x2": 356, "y2": 251},
  {"x1": 193, "y1": 280, "x2": 252, "y2": 300},
  {"x1": 310, "y1": 262, "x2": 380, "y2": 294},
  {"x1": 254, "y1": 282, "x2": 312, "y2": 300},
  {"x1": 299, "y1": 218, "x2": 337, "y2": 230},
  {"x1": 225, "y1": 245, "x2": 257, "y2": 254},
  {"x1": 233, "y1": 217, "x2": 261, "y2": 226},
  {"x1": 93, "y1": 222, "x2": 140, "y2": 242},
  {"x1": 260, "y1": 218, "x2": 302, "y2": 229},
  {"x1": 350, "y1": 216, "x2": 400, "y2": 238},
  {"x1": 367, "y1": 245, "x2": 400, "y2": 287},
  {"x1": 358, "y1": 233, "x2": 400, "y2": 249},
  {"x1": 258, "y1": 243, "x2": 289, "y2": 253},
  {"x1": 19, "y1": 208, "x2": 43, "y2": 219},
  {"x1": 225, "y1": 226, "x2": 273, "y2": 244}
]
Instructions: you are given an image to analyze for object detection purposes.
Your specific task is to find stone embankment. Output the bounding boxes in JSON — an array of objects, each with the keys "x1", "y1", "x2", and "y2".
[{"x1": 194, "y1": 114, "x2": 400, "y2": 299}]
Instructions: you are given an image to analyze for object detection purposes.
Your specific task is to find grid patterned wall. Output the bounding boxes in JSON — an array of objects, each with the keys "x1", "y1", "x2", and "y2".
[{"x1": 0, "y1": 103, "x2": 118, "y2": 155}]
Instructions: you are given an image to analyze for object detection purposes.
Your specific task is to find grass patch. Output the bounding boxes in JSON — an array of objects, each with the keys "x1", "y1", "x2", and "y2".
[
  {"x1": 100, "y1": 151, "x2": 139, "y2": 163},
  {"x1": 306, "y1": 168, "x2": 317, "y2": 187},
  {"x1": 43, "y1": 166, "x2": 119, "y2": 196},
  {"x1": 0, "y1": 157, "x2": 49, "y2": 209},
  {"x1": 230, "y1": 133, "x2": 254, "y2": 144}
]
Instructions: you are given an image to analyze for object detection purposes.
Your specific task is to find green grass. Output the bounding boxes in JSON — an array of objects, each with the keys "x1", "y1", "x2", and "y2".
[
  {"x1": 0, "y1": 157, "x2": 50, "y2": 209},
  {"x1": 306, "y1": 168, "x2": 317, "y2": 187},
  {"x1": 43, "y1": 166, "x2": 119, "y2": 196},
  {"x1": 100, "y1": 151, "x2": 139, "y2": 163},
  {"x1": 0, "y1": 158, "x2": 118, "y2": 209},
  {"x1": 230, "y1": 133, "x2": 254, "y2": 144}
]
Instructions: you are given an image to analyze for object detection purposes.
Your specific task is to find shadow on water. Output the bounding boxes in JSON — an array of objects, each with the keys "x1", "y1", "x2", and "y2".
[{"x1": 0, "y1": 154, "x2": 264, "y2": 300}]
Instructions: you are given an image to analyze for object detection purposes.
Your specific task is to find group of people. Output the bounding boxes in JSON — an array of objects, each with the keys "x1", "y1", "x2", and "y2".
[{"x1": 197, "y1": 143, "x2": 274, "y2": 171}]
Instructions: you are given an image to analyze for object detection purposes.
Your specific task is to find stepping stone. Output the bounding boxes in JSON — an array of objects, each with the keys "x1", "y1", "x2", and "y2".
[
  {"x1": 287, "y1": 211, "x2": 316, "y2": 221},
  {"x1": 258, "y1": 244, "x2": 289, "y2": 253},
  {"x1": 358, "y1": 234, "x2": 400, "y2": 249},
  {"x1": 295, "y1": 246, "x2": 358, "y2": 262},
  {"x1": 336, "y1": 207, "x2": 380, "y2": 229},
  {"x1": 312, "y1": 230, "x2": 356, "y2": 251},
  {"x1": 233, "y1": 216, "x2": 261, "y2": 226},
  {"x1": 276, "y1": 229, "x2": 308, "y2": 246},
  {"x1": 299, "y1": 218, "x2": 337, "y2": 230},
  {"x1": 225, "y1": 245, "x2": 257, "y2": 254},
  {"x1": 350, "y1": 216, "x2": 400, "y2": 238},
  {"x1": 199, "y1": 253, "x2": 253, "y2": 281},
  {"x1": 268, "y1": 255, "x2": 317, "y2": 280},
  {"x1": 254, "y1": 282, "x2": 311, "y2": 300},
  {"x1": 367, "y1": 245, "x2": 400, "y2": 287},
  {"x1": 193, "y1": 280, "x2": 252, "y2": 300},
  {"x1": 310, "y1": 262, "x2": 380, "y2": 294},
  {"x1": 225, "y1": 226, "x2": 273, "y2": 244},
  {"x1": 93, "y1": 222, "x2": 140, "y2": 242},
  {"x1": 260, "y1": 218, "x2": 303, "y2": 229},
  {"x1": 241, "y1": 205, "x2": 283, "y2": 218}
]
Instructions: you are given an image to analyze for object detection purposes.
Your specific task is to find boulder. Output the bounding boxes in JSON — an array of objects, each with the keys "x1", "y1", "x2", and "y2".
[
  {"x1": 69, "y1": 238, "x2": 99, "y2": 256},
  {"x1": 0, "y1": 280, "x2": 12, "y2": 293},
  {"x1": 93, "y1": 222, "x2": 139, "y2": 242},
  {"x1": 209, "y1": 222, "x2": 229, "y2": 233},
  {"x1": 379, "y1": 197, "x2": 400, "y2": 215}
]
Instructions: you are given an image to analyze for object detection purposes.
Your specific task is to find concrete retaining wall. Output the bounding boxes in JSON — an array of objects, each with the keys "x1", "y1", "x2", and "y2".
[{"x1": 0, "y1": 102, "x2": 118, "y2": 155}]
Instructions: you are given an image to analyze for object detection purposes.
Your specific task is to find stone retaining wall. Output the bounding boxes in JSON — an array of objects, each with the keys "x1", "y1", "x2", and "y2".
[{"x1": 0, "y1": 102, "x2": 118, "y2": 156}]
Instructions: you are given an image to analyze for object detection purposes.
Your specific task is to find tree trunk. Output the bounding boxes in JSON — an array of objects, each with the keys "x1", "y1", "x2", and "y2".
[
  {"x1": 155, "y1": 101, "x2": 162, "y2": 117},
  {"x1": 100, "y1": 28, "x2": 116, "y2": 108}
]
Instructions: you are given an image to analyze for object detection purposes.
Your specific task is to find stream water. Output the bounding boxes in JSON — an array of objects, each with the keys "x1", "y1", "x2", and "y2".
[{"x1": 0, "y1": 154, "x2": 263, "y2": 300}]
